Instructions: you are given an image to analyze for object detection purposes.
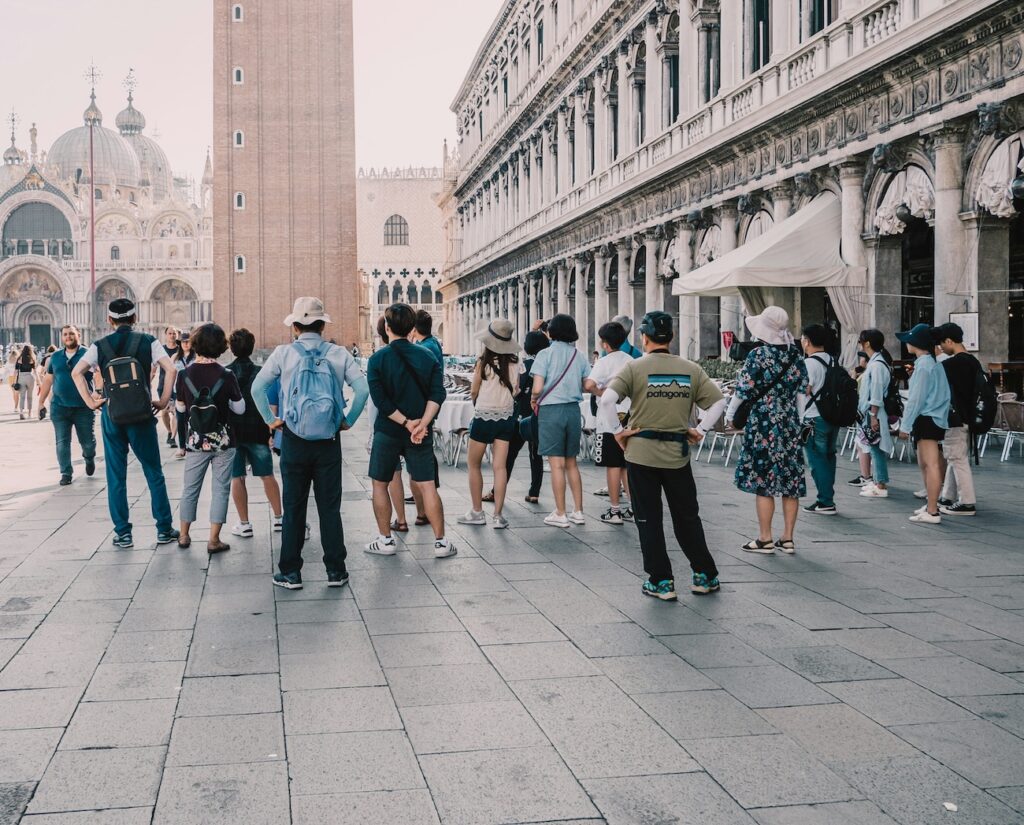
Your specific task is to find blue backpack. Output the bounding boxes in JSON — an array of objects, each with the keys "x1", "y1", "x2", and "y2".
[{"x1": 283, "y1": 342, "x2": 343, "y2": 440}]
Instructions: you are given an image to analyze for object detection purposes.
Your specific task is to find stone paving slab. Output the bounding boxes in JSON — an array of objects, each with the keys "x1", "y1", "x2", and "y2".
[{"x1": 1, "y1": 415, "x2": 1023, "y2": 823}]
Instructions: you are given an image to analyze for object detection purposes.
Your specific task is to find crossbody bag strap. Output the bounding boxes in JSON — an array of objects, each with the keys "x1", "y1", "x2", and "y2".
[
  {"x1": 392, "y1": 346, "x2": 431, "y2": 403},
  {"x1": 743, "y1": 350, "x2": 794, "y2": 409},
  {"x1": 538, "y1": 350, "x2": 579, "y2": 405}
]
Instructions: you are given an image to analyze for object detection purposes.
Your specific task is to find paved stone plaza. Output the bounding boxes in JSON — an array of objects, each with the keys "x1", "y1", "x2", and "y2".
[{"x1": 1, "y1": 411, "x2": 1023, "y2": 824}]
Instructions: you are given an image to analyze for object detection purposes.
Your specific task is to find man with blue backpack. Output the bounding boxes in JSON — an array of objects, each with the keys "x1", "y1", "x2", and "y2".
[{"x1": 251, "y1": 297, "x2": 369, "y2": 590}]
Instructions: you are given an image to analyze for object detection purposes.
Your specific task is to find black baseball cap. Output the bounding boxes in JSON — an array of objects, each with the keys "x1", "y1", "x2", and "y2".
[
  {"x1": 639, "y1": 311, "x2": 673, "y2": 342},
  {"x1": 107, "y1": 298, "x2": 135, "y2": 319}
]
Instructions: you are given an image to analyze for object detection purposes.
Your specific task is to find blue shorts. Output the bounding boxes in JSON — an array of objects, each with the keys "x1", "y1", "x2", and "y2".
[
  {"x1": 469, "y1": 415, "x2": 515, "y2": 444},
  {"x1": 537, "y1": 402, "x2": 581, "y2": 458},
  {"x1": 231, "y1": 442, "x2": 274, "y2": 478}
]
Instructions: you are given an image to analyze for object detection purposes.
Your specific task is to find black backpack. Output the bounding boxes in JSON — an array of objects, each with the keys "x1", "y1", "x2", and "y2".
[
  {"x1": 882, "y1": 365, "x2": 904, "y2": 422},
  {"x1": 807, "y1": 355, "x2": 859, "y2": 427},
  {"x1": 964, "y1": 367, "x2": 998, "y2": 436},
  {"x1": 184, "y1": 376, "x2": 230, "y2": 452},
  {"x1": 99, "y1": 333, "x2": 153, "y2": 425}
]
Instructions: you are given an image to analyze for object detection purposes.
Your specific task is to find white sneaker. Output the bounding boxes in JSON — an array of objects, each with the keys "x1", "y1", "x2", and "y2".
[
  {"x1": 457, "y1": 510, "x2": 487, "y2": 526},
  {"x1": 593, "y1": 486, "x2": 609, "y2": 497},
  {"x1": 492, "y1": 515, "x2": 509, "y2": 529},
  {"x1": 909, "y1": 510, "x2": 941, "y2": 524},
  {"x1": 230, "y1": 522, "x2": 253, "y2": 538},
  {"x1": 273, "y1": 515, "x2": 283, "y2": 532},
  {"x1": 433, "y1": 538, "x2": 458, "y2": 558},
  {"x1": 304, "y1": 523, "x2": 311, "y2": 541},
  {"x1": 544, "y1": 511, "x2": 571, "y2": 529},
  {"x1": 365, "y1": 535, "x2": 397, "y2": 555},
  {"x1": 859, "y1": 484, "x2": 889, "y2": 498},
  {"x1": 913, "y1": 489, "x2": 928, "y2": 500},
  {"x1": 567, "y1": 510, "x2": 585, "y2": 525}
]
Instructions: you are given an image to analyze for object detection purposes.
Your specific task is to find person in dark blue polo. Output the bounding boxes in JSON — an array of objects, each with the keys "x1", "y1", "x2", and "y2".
[
  {"x1": 38, "y1": 325, "x2": 96, "y2": 486},
  {"x1": 72, "y1": 298, "x2": 179, "y2": 549}
]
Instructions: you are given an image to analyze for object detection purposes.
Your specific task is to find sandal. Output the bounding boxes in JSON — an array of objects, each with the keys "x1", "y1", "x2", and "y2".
[
  {"x1": 207, "y1": 542, "x2": 231, "y2": 555},
  {"x1": 390, "y1": 519, "x2": 409, "y2": 533},
  {"x1": 482, "y1": 491, "x2": 495, "y2": 503},
  {"x1": 414, "y1": 515, "x2": 430, "y2": 526},
  {"x1": 741, "y1": 539, "x2": 775, "y2": 554},
  {"x1": 177, "y1": 536, "x2": 191, "y2": 549},
  {"x1": 525, "y1": 496, "x2": 539, "y2": 504},
  {"x1": 774, "y1": 538, "x2": 796, "y2": 554}
]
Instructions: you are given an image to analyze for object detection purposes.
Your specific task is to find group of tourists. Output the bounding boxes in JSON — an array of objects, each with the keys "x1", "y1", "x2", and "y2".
[{"x1": 26, "y1": 289, "x2": 996, "y2": 605}]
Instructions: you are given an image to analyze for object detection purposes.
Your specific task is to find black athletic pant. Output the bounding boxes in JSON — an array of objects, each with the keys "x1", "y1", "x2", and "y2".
[
  {"x1": 505, "y1": 428, "x2": 543, "y2": 498},
  {"x1": 626, "y1": 461, "x2": 718, "y2": 584}
]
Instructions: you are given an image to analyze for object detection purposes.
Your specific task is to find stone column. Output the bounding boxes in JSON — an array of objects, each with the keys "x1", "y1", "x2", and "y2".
[
  {"x1": 594, "y1": 69, "x2": 609, "y2": 171},
  {"x1": 541, "y1": 268, "x2": 552, "y2": 319},
  {"x1": 615, "y1": 238, "x2": 633, "y2": 322},
  {"x1": 975, "y1": 218, "x2": 1010, "y2": 364},
  {"x1": 616, "y1": 41, "x2": 631, "y2": 158},
  {"x1": 593, "y1": 247, "x2": 610, "y2": 351},
  {"x1": 518, "y1": 277, "x2": 528, "y2": 342},
  {"x1": 574, "y1": 255, "x2": 590, "y2": 353},
  {"x1": 673, "y1": 221, "x2": 698, "y2": 358},
  {"x1": 834, "y1": 159, "x2": 869, "y2": 359},
  {"x1": 768, "y1": 181, "x2": 793, "y2": 223},
  {"x1": 556, "y1": 106, "x2": 570, "y2": 195},
  {"x1": 573, "y1": 84, "x2": 587, "y2": 185},
  {"x1": 644, "y1": 229, "x2": 663, "y2": 314},
  {"x1": 925, "y1": 123, "x2": 969, "y2": 326},
  {"x1": 556, "y1": 262, "x2": 570, "y2": 314},
  {"x1": 644, "y1": 11, "x2": 662, "y2": 140},
  {"x1": 718, "y1": 201, "x2": 740, "y2": 358},
  {"x1": 503, "y1": 281, "x2": 514, "y2": 324}
]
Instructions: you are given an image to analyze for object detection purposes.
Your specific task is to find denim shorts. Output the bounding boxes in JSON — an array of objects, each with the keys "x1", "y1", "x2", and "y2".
[
  {"x1": 369, "y1": 430, "x2": 437, "y2": 483},
  {"x1": 537, "y1": 402, "x2": 581, "y2": 458},
  {"x1": 469, "y1": 415, "x2": 515, "y2": 444},
  {"x1": 231, "y1": 442, "x2": 274, "y2": 478}
]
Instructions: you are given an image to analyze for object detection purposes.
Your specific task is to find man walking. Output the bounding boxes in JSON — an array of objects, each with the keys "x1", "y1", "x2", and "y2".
[
  {"x1": 936, "y1": 322, "x2": 979, "y2": 516},
  {"x1": 366, "y1": 303, "x2": 456, "y2": 559},
  {"x1": 412, "y1": 309, "x2": 444, "y2": 366},
  {"x1": 800, "y1": 324, "x2": 839, "y2": 515},
  {"x1": 598, "y1": 311, "x2": 726, "y2": 600},
  {"x1": 252, "y1": 298, "x2": 369, "y2": 590},
  {"x1": 38, "y1": 325, "x2": 96, "y2": 486},
  {"x1": 71, "y1": 298, "x2": 179, "y2": 548}
]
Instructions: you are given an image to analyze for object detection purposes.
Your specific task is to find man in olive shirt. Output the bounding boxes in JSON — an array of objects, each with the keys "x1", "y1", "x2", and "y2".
[{"x1": 598, "y1": 311, "x2": 727, "y2": 600}]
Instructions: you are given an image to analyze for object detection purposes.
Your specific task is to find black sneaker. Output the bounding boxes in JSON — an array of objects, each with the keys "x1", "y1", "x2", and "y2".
[
  {"x1": 938, "y1": 497, "x2": 954, "y2": 508},
  {"x1": 326, "y1": 570, "x2": 350, "y2": 588},
  {"x1": 59, "y1": 474, "x2": 72, "y2": 486},
  {"x1": 166, "y1": 434, "x2": 175, "y2": 447},
  {"x1": 85, "y1": 458, "x2": 95, "y2": 476},
  {"x1": 156, "y1": 528, "x2": 181, "y2": 545},
  {"x1": 847, "y1": 475, "x2": 872, "y2": 487},
  {"x1": 939, "y1": 502, "x2": 977, "y2": 517},
  {"x1": 273, "y1": 571, "x2": 303, "y2": 590},
  {"x1": 112, "y1": 533, "x2": 134, "y2": 549},
  {"x1": 803, "y1": 502, "x2": 837, "y2": 516}
]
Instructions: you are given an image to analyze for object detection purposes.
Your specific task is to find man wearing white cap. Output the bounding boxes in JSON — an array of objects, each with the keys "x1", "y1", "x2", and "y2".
[{"x1": 252, "y1": 297, "x2": 369, "y2": 590}]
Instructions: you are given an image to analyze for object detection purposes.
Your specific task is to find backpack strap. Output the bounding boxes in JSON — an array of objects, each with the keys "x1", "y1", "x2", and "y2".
[
  {"x1": 805, "y1": 354, "x2": 832, "y2": 411},
  {"x1": 209, "y1": 378, "x2": 225, "y2": 400},
  {"x1": 98, "y1": 337, "x2": 118, "y2": 366},
  {"x1": 183, "y1": 375, "x2": 200, "y2": 399}
]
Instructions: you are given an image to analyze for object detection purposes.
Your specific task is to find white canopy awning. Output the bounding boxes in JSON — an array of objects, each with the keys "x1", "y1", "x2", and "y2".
[{"x1": 673, "y1": 192, "x2": 866, "y2": 297}]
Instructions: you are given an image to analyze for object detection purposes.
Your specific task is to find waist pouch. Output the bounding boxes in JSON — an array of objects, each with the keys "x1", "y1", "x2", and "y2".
[{"x1": 632, "y1": 430, "x2": 690, "y2": 457}]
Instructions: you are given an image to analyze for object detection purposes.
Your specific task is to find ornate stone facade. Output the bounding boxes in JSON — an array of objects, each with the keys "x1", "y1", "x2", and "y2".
[
  {"x1": 0, "y1": 87, "x2": 212, "y2": 349},
  {"x1": 441, "y1": 0, "x2": 1024, "y2": 367}
]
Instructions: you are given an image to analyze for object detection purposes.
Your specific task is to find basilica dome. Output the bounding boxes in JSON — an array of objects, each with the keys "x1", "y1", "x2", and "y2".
[
  {"x1": 116, "y1": 93, "x2": 172, "y2": 201},
  {"x1": 48, "y1": 94, "x2": 142, "y2": 189}
]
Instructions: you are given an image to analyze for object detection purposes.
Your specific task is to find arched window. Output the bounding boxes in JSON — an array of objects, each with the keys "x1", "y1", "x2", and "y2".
[
  {"x1": 233, "y1": 67, "x2": 244, "y2": 85},
  {"x1": 48, "y1": 240, "x2": 59, "y2": 258},
  {"x1": 435, "y1": 291, "x2": 443, "y2": 304},
  {"x1": 234, "y1": 130, "x2": 244, "y2": 147},
  {"x1": 420, "y1": 282, "x2": 433, "y2": 304},
  {"x1": 234, "y1": 192, "x2": 245, "y2": 209},
  {"x1": 232, "y1": 4, "x2": 243, "y2": 21},
  {"x1": 110, "y1": 245, "x2": 120, "y2": 261},
  {"x1": 383, "y1": 214, "x2": 409, "y2": 246},
  {"x1": 407, "y1": 283, "x2": 418, "y2": 304},
  {"x1": 94, "y1": 188, "x2": 103, "y2": 201},
  {"x1": 234, "y1": 254, "x2": 246, "y2": 273},
  {"x1": 392, "y1": 282, "x2": 403, "y2": 302},
  {"x1": 129, "y1": 192, "x2": 136, "y2": 204},
  {"x1": 377, "y1": 282, "x2": 389, "y2": 304},
  {"x1": 31, "y1": 240, "x2": 44, "y2": 256}
]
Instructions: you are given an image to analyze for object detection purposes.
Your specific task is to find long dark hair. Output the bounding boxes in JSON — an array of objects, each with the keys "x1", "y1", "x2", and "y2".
[
  {"x1": 17, "y1": 345, "x2": 35, "y2": 369},
  {"x1": 479, "y1": 347, "x2": 517, "y2": 394}
]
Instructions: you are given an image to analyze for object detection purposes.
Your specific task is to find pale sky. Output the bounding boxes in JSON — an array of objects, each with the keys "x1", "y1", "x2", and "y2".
[{"x1": 1, "y1": 0, "x2": 502, "y2": 185}]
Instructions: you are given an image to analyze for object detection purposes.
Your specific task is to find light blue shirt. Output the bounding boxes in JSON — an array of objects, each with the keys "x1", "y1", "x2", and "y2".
[
  {"x1": 530, "y1": 341, "x2": 588, "y2": 405},
  {"x1": 858, "y1": 353, "x2": 893, "y2": 453},
  {"x1": 252, "y1": 333, "x2": 369, "y2": 428},
  {"x1": 900, "y1": 353, "x2": 951, "y2": 433}
]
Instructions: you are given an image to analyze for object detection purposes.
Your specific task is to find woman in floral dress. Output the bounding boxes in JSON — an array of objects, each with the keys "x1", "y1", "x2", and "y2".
[{"x1": 725, "y1": 306, "x2": 808, "y2": 554}]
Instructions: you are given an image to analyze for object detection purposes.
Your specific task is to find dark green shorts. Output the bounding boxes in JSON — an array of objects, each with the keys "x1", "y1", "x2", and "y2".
[{"x1": 369, "y1": 431, "x2": 436, "y2": 483}]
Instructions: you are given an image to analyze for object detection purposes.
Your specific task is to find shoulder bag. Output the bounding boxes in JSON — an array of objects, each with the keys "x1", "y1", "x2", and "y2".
[
  {"x1": 519, "y1": 350, "x2": 579, "y2": 442},
  {"x1": 731, "y1": 350, "x2": 794, "y2": 430}
]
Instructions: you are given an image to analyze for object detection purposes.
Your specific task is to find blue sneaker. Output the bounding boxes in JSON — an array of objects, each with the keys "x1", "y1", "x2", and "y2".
[
  {"x1": 156, "y1": 528, "x2": 180, "y2": 545},
  {"x1": 691, "y1": 573, "x2": 721, "y2": 595},
  {"x1": 642, "y1": 579, "x2": 677, "y2": 601},
  {"x1": 273, "y1": 572, "x2": 303, "y2": 590},
  {"x1": 111, "y1": 533, "x2": 133, "y2": 549}
]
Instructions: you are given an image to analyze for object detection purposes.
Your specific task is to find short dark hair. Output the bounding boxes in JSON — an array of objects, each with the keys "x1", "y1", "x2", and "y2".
[
  {"x1": 414, "y1": 309, "x2": 433, "y2": 337},
  {"x1": 385, "y1": 303, "x2": 416, "y2": 338},
  {"x1": 802, "y1": 324, "x2": 832, "y2": 349},
  {"x1": 111, "y1": 314, "x2": 136, "y2": 327},
  {"x1": 190, "y1": 323, "x2": 229, "y2": 358},
  {"x1": 546, "y1": 313, "x2": 578, "y2": 343},
  {"x1": 229, "y1": 328, "x2": 255, "y2": 358},
  {"x1": 935, "y1": 322, "x2": 964, "y2": 344},
  {"x1": 293, "y1": 320, "x2": 326, "y2": 335},
  {"x1": 376, "y1": 315, "x2": 389, "y2": 344},
  {"x1": 598, "y1": 322, "x2": 627, "y2": 350},
  {"x1": 858, "y1": 328, "x2": 885, "y2": 353},
  {"x1": 523, "y1": 330, "x2": 550, "y2": 356}
]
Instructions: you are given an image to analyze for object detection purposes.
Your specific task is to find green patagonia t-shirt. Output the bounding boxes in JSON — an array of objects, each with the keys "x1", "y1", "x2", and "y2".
[{"x1": 608, "y1": 352, "x2": 724, "y2": 469}]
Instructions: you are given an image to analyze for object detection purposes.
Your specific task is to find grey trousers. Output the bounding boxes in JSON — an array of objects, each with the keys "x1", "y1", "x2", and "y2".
[
  {"x1": 180, "y1": 448, "x2": 235, "y2": 524},
  {"x1": 17, "y1": 372, "x2": 35, "y2": 413}
]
